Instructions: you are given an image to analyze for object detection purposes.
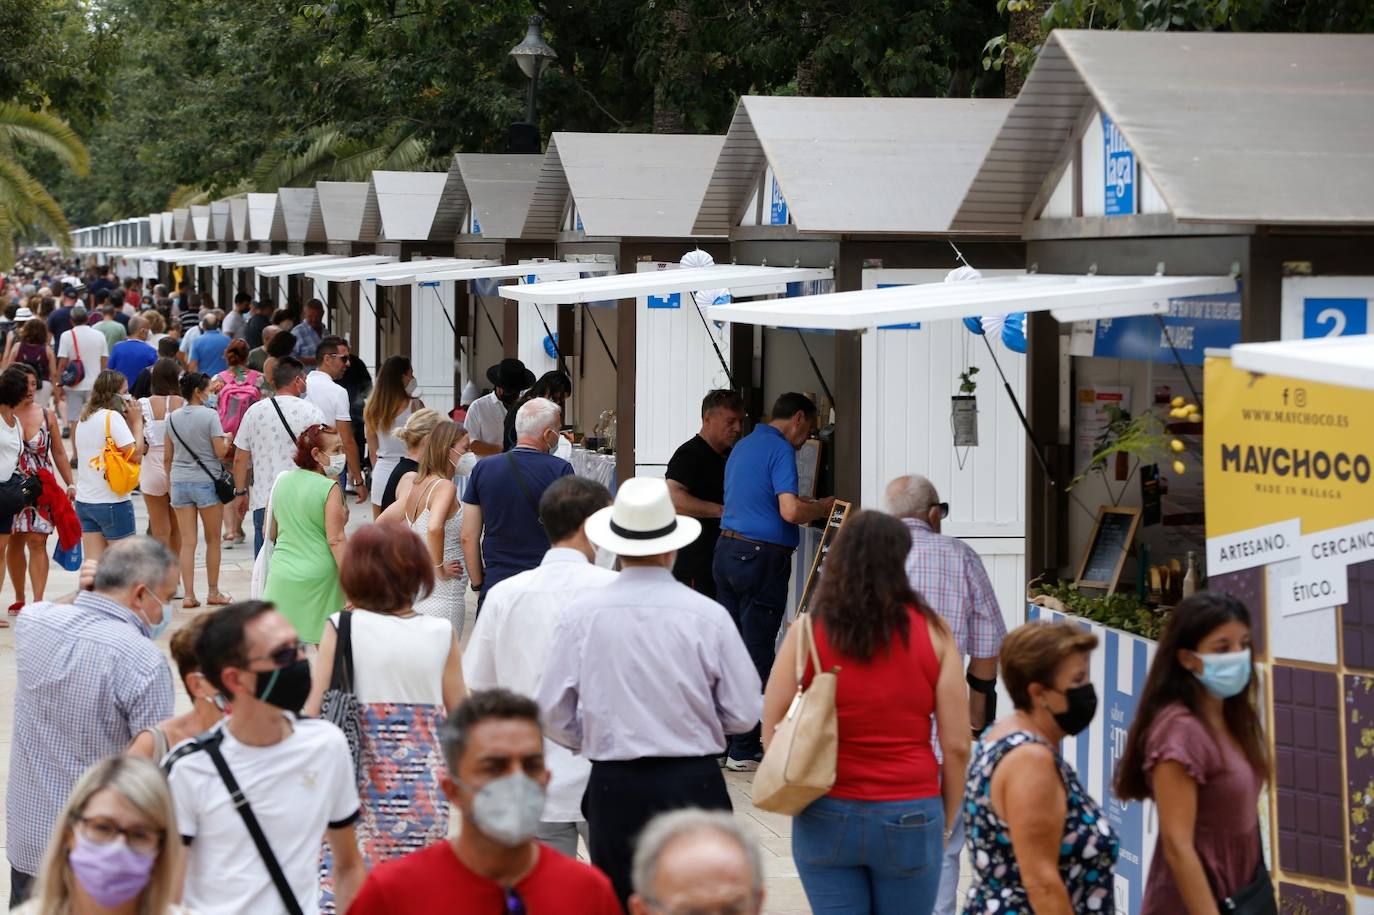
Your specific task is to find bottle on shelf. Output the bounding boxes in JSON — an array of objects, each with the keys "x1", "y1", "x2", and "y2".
[{"x1": 1182, "y1": 551, "x2": 1199, "y2": 598}]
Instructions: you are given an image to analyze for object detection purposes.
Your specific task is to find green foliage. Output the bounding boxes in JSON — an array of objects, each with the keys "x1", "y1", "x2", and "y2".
[
  {"x1": 959, "y1": 365, "x2": 980, "y2": 394},
  {"x1": 1031, "y1": 578, "x2": 1168, "y2": 640},
  {"x1": 1067, "y1": 406, "x2": 1166, "y2": 491},
  {"x1": 0, "y1": 104, "x2": 90, "y2": 267}
]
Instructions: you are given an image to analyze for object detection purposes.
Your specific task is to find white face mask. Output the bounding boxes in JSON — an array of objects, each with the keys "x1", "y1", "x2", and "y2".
[
  {"x1": 404, "y1": 377, "x2": 417, "y2": 396},
  {"x1": 322, "y1": 453, "x2": 347, "y2": 476},
  {"x1": 454, "y1": 451, "x2": 478, "y2": 477}
]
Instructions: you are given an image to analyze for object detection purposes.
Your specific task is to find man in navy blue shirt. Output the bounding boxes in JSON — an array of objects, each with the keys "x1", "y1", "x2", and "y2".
[
  {"x1": 714, "y1": 392, "x2": 834, "y2": 769},
  {"x1": 461, "y1": 397, "x2": 574, "y2": 610},
  {"x1": 107, "y1": 316, "x2": 158, "y2": 387}
]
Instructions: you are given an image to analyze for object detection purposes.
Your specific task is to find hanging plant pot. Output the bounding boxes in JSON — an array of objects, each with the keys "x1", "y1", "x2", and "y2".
[{"x1": 951, "y1": 395, "x2": 979, "y2": 447}]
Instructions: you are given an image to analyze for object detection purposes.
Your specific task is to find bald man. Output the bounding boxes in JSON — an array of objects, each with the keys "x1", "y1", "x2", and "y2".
[{"x1": 629, "y1": 810, "x2": 763, "y2": 915}]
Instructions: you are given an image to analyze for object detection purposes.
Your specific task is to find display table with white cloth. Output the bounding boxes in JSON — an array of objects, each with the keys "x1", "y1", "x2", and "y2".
[{"x1": 569, "y1": 446, "x2": 617, "y2": 493}]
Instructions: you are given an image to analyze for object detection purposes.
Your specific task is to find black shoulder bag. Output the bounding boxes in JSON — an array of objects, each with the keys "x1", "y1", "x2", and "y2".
[
  {"x1": 270, "y1": 397, "x2": 298, "y2": 444},
  {"x1": 319, "y1": 611, "x2": 364, "y2": 783},
  {"x1": 505, "y1": 451, "x2": 543, "y2": 527},
  {"x1": 166, "y1": 729, "x2": 306, "y2": 915},
  {"x1": 169, "y1": 413, "x2": 236, "y2": 503},
  {"x1": 1219, "y1": 833, "x2": 1276, "y2": 914}
]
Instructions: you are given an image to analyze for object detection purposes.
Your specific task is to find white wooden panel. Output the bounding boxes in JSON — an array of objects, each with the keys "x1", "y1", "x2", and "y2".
[
  {"x1": 633, "y1": 261, "x2": 732, "y2": 472},
  {"x1": 357, "y1": 281, "x2": 379, "y2": 371},
  {"x1": 313, "y1": 280, "x2": 329, "y2": 312},
  {"x1": 1041, "y1": 166, "x2": 1074, "y2": 219},
  {"x1": 517, "y1": 301, "x2": 558, "y2": 379},
  {"x1": 412, "y1": 281, "x2": 455, "y2": 416},
  {"x1": 1080, "y1": 111, "x2": 1106, "y2": 218},
  {"x1": 1139, "y1": 168, "x2": 1169, "y2": 215}
]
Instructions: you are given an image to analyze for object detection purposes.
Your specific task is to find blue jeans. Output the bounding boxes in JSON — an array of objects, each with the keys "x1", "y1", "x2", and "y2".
[
  {"x1": 713, "y1": 538, "x2": 791, "y2": 759},
  {"x1": 75, "y1": 500, "x2": 135, "y2": 540},
  {"x1": 793, "y1": 795, "x2": 944, "y2": 915},
  {"x1": 170, "y1": 480, "x2": 219, "y2": 509},
  {"x1": 253, "y1": 508, "x2": 265, "y2": 557}
]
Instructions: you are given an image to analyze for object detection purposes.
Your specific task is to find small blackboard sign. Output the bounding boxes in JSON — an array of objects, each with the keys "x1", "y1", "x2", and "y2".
[
  {"x1": 797, "y1": 499, "x2": 852, "y2": 615},
  {"x1": 1075, "y1": 505, "x2": 1141, "y2": 591}
]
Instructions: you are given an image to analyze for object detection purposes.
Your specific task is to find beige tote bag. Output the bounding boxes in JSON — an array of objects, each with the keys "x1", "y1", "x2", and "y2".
[{"x1": 751, "y1": 615, "x2": 839, "y2": 815}]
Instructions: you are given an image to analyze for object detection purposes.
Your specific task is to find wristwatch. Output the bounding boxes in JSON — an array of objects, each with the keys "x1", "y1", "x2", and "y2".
[{"x1": 234, "y1": 487, "x2": 248, "y2": 497}]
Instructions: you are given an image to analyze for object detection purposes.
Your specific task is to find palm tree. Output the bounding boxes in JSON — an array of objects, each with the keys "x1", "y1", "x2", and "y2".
[
  {"x1": 0, "y1": 102, "x2": 89, "y2": 268},
  {"x1": 251, "y1": 120, "x2": 438, "y2": 192}
]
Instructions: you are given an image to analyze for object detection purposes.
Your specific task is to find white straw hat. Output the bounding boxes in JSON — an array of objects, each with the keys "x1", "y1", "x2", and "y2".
[{"x1": 585, "y1": 477, "x2": 702, "y2": 557}]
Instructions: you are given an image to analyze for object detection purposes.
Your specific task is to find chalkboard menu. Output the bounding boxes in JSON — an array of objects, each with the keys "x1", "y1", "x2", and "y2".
[
  {"x1": 797, "y1": 500, "x2": 852, "y2": 615},
  {"x1": 1075, "y1": 505, "x2": 1141, "y2": 591}
]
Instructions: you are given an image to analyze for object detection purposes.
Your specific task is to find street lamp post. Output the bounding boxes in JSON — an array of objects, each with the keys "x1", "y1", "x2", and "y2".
[{"x1": 508, "y1": 15, "x2": 557, "y2": 154}]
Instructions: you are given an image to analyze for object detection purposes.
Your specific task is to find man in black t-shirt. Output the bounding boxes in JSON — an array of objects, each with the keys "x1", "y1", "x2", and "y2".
[{"x1": 664, "y1": 389, "x2": 745, "y2": 599}]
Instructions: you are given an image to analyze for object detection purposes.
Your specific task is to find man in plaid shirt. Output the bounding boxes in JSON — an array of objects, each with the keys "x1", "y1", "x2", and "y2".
[
  {"x1": 5, "y1": 538, "x2": 178, "y2": 906},
  {"x1": 886, "y1": 474, "x2": 1006, "y2": 915}
]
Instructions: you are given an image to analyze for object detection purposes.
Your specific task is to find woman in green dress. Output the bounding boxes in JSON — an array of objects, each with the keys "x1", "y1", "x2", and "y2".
[{"x1": 263, "y1": 423, "x2": 348, "y2": 643}]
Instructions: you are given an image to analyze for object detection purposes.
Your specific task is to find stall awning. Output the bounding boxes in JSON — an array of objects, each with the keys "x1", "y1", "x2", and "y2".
[
  {"x1": 179, "y1": 253, "x2": 301, "y2": 270},
  {"x1": 254, "y1": 255, "x2": 394, "y2": 279},
  {"x1": 376, "y1": 260, "x2": 612, "y2": 287},
  {"x1": 176, "y1": 250, "x2": 277, "y2": 267},
  {"x1": 367, "y1": 260, "x2": 499, "y2": 286},
  {"x1": 706, "y1": 274, "x2": 1238, "y2": 331},
  {"x1": 305, "y1": 258, "x2": 489, "y2": 284},
  {"x1": 498, "y1": 265, "x2": 832, "y2": 306},
  {"x1": 142, "y1": 249, "x2": 199, "y2": 263},
  {"x1": 1230, "y1": 336, "x2": 1374, "y2": 392}
]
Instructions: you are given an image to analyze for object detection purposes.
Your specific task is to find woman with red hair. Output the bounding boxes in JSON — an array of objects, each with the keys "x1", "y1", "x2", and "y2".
[{"x1": 261, "y1": 423, "x2": 348, "y2": 643}]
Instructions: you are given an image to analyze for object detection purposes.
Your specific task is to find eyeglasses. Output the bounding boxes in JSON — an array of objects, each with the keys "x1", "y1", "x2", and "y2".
[
  {"x1": 73, "y1": 815, "x2": 164, "y2": 857},
  {"x1": 247, "y1": 640, "x2": 304, "y2": 669},
  {"x1": 503, "y1": 888, "x2": 526, "y2": 914}
]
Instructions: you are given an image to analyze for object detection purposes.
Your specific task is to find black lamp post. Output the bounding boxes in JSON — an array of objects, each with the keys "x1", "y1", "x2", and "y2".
[{"x1": 507, "y1": 15, "x2": 557, "y2": 154}]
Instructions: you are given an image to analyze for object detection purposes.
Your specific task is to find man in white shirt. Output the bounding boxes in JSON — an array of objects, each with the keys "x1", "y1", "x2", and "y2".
[
  {"x1": 166, "y1": 600, "x2": 366, "y2": 915},
  {"x1": 232, "y1": 357, "x2": 326, "y2": 557},
  {"x1": 304, "y1": 334, "x2": 367, "y2": 503},
  {"x1": 537, "y1": 477, "x2": 761, "y2": 908},
  {"x1": 464, "y1": 357, "x2": 533, "y2": 457},
  {"x1": 56, "y1": 305, "x2": 110, "y2": 461},
  {"x1": 463, "y1": 475, "x2": 616, "y2": 857},
  {"x1": 223, "y1": 292, "x2": 251, "y2": 339}
]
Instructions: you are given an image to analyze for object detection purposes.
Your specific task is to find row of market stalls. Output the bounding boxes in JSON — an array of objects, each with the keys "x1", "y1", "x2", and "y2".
[{"x1": 67, "y1": 28, "x2": 1374, "y2": 912}]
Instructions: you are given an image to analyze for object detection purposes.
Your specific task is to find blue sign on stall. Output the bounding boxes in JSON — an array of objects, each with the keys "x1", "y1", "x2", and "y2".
[
  {"x1": 471, "y1": 217, "x2": 482, "y2": 235},
  {"x1": 647, "y1": 292, "x2": 681, "y2": 309},
  {"x1": 769, "y1": 176, "x2": 789, "y2": 225},
  {"x1": 1103, "y1": 113, "x2": 1136, "y2": 217},
  {"x1": 1101, "y1": 629, "x2": 1151, "y2": 915},
  {"x1": 1303, "y1": 297, "x2": 1368, "y2": 338},
  {"x1": 1093, "y1": 291, "x2": 1241, "y2": 365}
]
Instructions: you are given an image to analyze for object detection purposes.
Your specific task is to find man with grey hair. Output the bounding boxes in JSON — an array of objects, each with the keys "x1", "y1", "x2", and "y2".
[
  {"x1": 885, "y1": 473, "x2": 1005, "y2": 915},
  {"x1": 56, "y1": 302, "x2": 110, "y2": 454},
  {"x1": 107, "y1": 314, "x2": 158, "y2": 387},
  {"x1": 461, "y1": 396, "x2": 573, "y2": 610},
  {"x1": 630, "y1": 810, "x2": 764, "y2": 915},
  {"x1": 5, "y1": 537, "x2": 178, "y2": 905}
]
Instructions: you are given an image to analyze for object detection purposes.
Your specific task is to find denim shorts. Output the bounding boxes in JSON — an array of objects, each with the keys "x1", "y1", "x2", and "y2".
[
  {"x1": 170, "y1": 480, "x2": 221, "y2": 509},
  {"x1": 75, "y1": 500, "x2": 136, "y2": 540}
]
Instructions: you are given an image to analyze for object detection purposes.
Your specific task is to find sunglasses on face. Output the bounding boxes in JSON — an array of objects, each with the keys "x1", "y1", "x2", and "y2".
[
  {"x1": 934, "y1": 502, "x2": 950, "y2": 519},
  {"x1": 247, "y1": 640, "x2": 304, "y2": 669}
]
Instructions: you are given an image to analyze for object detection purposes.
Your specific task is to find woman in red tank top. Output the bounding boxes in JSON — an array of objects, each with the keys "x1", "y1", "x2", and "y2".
[{"x1": 762, "y1": 510, "x2": 970, "y2": 915}]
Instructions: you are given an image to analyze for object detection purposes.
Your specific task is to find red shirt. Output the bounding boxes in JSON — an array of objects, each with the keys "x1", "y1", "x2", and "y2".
[
  {"x1": 804, "y1": 605, "x2": 942, "y2": 800},
  {"x1": 349, "y1": 841, "x2": 621, "y2": 915}
]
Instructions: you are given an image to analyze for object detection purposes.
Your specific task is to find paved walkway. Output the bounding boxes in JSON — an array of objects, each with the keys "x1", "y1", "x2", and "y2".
[{"x1": 0, "y1": 492, "x2": 973, "y2": 913}]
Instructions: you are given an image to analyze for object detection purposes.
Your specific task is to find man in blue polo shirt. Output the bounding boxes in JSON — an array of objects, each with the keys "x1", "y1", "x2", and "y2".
[{"x1": 714, "y1": 391, "x2": 834, "y2": 770}]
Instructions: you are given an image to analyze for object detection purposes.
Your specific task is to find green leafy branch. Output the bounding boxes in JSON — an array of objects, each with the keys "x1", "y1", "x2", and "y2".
[
  {"x1": 958, "y1": 365, "x2": 979, "y2": 395},
  {"x1": 1067, "y1": 405, "x2": 1167, "y2": 494},
  {"x1": 1031, "y1": 578, "x2": 1167, "y2": 640}
]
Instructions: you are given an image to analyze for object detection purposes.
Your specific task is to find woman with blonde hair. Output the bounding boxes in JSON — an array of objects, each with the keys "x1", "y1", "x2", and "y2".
[
  {"x1": 378, "y1": 407, "x2": 439, "y2": 512},
  {"x1": 16, "y1": 755, "x2": 190, "y2": 914},
  {"x1": 363, "y1": 355, "x2": 423, "y2": 519},
  {"x1": 74, "y1": 370, "x2": 143, "y2": 560},
  {"x1": 379, "y1": 420, "x2": 468, "y2": 633}
]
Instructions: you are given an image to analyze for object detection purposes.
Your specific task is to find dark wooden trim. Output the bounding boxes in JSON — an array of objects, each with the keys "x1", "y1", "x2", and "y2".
[{"x1": 615, "y1": 293, "x2": 635, "y2": 485}]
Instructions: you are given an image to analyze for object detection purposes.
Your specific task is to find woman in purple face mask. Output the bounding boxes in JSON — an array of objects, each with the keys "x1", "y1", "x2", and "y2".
[{"x1": 16, "y1": 756, "x2": 191, "y2": 914}]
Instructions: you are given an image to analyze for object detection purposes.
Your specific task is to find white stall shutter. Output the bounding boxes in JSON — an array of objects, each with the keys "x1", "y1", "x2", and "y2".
[
  {"x1": 412, "y1": 281, "x2": 456, "y2": 416},
  {"x1": 860, "y1": 268, "x2": 1027, "y2": 631},
  {"x1": 634, "y1": 261, "x2": 732, "y2": 476}
]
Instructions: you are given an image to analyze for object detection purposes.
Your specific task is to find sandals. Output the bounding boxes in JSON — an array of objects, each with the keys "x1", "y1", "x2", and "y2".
[
  {"x1": 207, "y1": 592, "x2": 232, "y2": 606},
  {"x1": 181, "y1": 597, "x2": 201, "y2": 609},
  {"x1": 7, "y1": 601, "x2": 23, "y2": 616}
]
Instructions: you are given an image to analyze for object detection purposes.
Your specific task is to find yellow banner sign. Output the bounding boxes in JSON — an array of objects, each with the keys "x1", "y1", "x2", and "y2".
[{"x1": 1204, "y1": 355, "x2": 1374, "y2": 539}]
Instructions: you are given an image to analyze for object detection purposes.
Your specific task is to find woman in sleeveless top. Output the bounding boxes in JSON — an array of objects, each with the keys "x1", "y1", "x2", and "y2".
[
  {"x1": 128, "y1": 614, "x2": 224, "y2": 762},
  {"x1": 139, "y1": 358, "x2": 183, "y2": 594},
  {"x1": 305, "y1": 524, "x2": 464, "y2": 914},
  {"x1": 963, "y1": 621, "x2": 1117, "y2": 914},
  {"x1": 3, "y1": 318, "x2": 57, "y2": 409},
  {"x1": 363, "y1": 355, "x2": 424, "y2": 519},
  {"x1": 1114, "y1": 592, "x2": 1268, "y2": 914},
  {"x1": 762, "y1": 511, "x2": 970, "y2": 915},
  {"x1": 5, "y1": 364, "x2": 73, "y2": 613},
  {"x1": 379, "y1": 420, "x2": 468, "y2": 634}
]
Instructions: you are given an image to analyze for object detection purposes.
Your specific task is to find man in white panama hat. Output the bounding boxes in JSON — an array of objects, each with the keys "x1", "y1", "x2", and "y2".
[{"x1": 538, "y1": 477, "x2": 762, "y2": 910}]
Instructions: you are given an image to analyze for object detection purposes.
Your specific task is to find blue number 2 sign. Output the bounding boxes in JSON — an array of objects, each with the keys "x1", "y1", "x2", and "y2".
[{"x1": 1303, "y1": 297, "x2": 1367, "y2": 339}]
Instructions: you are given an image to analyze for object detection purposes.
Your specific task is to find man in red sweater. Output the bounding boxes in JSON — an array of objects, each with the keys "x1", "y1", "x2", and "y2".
[{"x1": 349, "y1": 689, "x2": 621, "y2": 914}]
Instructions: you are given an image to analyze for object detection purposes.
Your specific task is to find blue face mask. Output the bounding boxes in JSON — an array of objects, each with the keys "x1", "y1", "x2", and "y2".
[
  {"x1": 137, "y1": 591, "x2": 172, "y2": 641},
  {"x1": 1191, "y1": 648, "x2": 1251, "y2": 699}
]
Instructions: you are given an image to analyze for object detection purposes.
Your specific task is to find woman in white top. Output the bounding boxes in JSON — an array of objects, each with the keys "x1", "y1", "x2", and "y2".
[
  {"x1": 304, "y1": 522, "x2": 463, "y2": 912},
  {"x1": 17, "y1": 756, "x2": 195, "y2": 915},
  {"x1": 378, "y1": 420, "x2": 468, "y2": 634},
  {"x1": 0, "y1": 366, "x2": 28, "y2": 626},
  {"x1": 362, "y1": 355, "x2": 423, "y2": 519},
  {"x1": 139, "y1": 358, "x2": 183, "y2": 593},
  {"x1": 74, "y1": 370, "x2": 143, "y2": 560}
]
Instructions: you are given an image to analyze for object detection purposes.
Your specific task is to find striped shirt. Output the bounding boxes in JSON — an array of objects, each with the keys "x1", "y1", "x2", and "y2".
[
  {"x1": 901, "y1": 517, "x2": 1005, "y2": 661},
  {"x1": 6, "y1": 593, "x2": 174, "y2": 874}
]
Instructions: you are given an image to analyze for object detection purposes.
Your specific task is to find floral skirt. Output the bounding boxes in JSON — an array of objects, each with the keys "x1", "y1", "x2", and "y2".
[{"x1": 320, "y1": 702, "x2": 449, "y2": 912}]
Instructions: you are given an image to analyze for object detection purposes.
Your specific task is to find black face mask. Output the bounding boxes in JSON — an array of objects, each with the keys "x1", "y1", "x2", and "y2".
[
  {"x1": 1049, "y1": 683, "x2": 1097, "y2": 736},
  {"x1": 253, "y1": 657, "x2": 313, "y2": 713}
]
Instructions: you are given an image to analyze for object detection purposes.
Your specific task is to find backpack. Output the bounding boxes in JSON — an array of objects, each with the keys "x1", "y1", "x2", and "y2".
[
  {"x1": 215, "y1": 368, "x2": 263, "y2": 437},
  {"x1": 17, "y1": 343, "x2": 47, "y2": 382}
]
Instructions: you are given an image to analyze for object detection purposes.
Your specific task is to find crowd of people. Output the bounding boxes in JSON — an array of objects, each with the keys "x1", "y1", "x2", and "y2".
[{"x1": 0, "y1": 253, "x2": 1272, "y2": 915}]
